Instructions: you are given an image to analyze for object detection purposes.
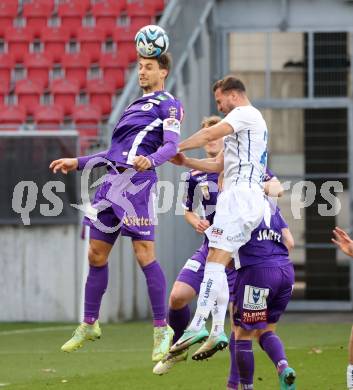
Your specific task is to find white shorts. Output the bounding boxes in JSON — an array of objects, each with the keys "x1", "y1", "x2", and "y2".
[{"x1": 205, "y1": 181, "x2": 265, "y2": 258}]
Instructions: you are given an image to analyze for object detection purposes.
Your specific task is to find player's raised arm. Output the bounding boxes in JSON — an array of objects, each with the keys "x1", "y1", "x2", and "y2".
[
  {"x1": 332, "y1": 227, "x2": 353, "y2": 258},
  {"x1": 170, "y1": 149, "x2": 224, "y2": 173},
  {"x1": 49, "y1": 150, "x2": 108, "y2": 174},
  {"x1": 179, "y1": 122, "x2": 232, "y2": 152}
]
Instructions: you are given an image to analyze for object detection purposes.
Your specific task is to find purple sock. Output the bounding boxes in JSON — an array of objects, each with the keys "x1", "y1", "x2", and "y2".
[
  {"x1": 227, "y1": 332, "x2": 240, "y2": 389},
  {"x1": 259, "y1": 331, "x2": 288, "y2": 374},
  {"x1": 84, "y1": 264, "x2": 108, "y2": 324},
  {"x1": 168, "y1": 305, "x2": 190, "y2": 343},
  {"x1": 235, "y1": 340, "x2": 254, "y2": 389},
  {"x1": 142, "y1": 260, "x2": 167, "y2": 327}
]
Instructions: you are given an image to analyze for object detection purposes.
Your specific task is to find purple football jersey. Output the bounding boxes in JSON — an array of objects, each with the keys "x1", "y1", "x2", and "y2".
[
  {"x1": 183, "y1": 170, "x2": 219, "y2": 225},
  {"x1": 106, "y1": 90, "x2": 183, "y2": 167},
  {"x1": 236, "y1": 197, "x2": 290, "y2": 269}
]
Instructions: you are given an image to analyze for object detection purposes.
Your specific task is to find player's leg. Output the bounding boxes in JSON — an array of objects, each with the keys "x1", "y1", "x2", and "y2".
[
  {"x1": 153, "y1": 281, "x2": 196, "y2": 375},
  {"x1": 168, "y1": 281, "x2": 196, "y2": 342},
  {"x1": 61, "y1": 238, "x2": 113, "y2": 352},
  {"x1": 259, "y1": 264, "x2": 296, "y2": 389},
  {"x1": 226, "y1": 302, "x2": 240, "y2": 390},
  {"x1": 347, "y1": 326, "x2": 353, "y2": 389},
  {"x1": 132, "y1": 239, "x2": 173, "y2": 362},
  {"x1": 192, "y1": 267, "x2": 237, "y2": 361},
  {"x1": 234, "y1": 325, "x2": 257, "y2": 390}
]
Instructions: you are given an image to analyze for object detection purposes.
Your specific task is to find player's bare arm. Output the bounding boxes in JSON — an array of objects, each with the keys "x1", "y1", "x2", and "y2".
[
  {"x1": 179, "y1": 122, "x2": 233, "y2": 152},
  {"x1": 49, "y1": 158, "x2": 78, "y2": 174},
  {"x1": 184, "y1": 210, "x2": 210, "y2": 234},
  {"x1": 171, "y1": 150, "x2": 224, "y2": 173},
  {"x1": 264, "y1": 177, "x2": 284, "y2": 197},
  {"x1": 282, "y1": 228, "x2": 295, "y2": 251},
  {"x1": 332, "y1": 227, "x2": 353, "y2": 258}
]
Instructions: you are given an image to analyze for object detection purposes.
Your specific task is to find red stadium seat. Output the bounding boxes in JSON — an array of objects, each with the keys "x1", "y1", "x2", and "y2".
[
  {"x1": 152, "y1": 0, "x2": 165, "y2": 12},
  {"x1": 58, "y1": 2, "x2": 87, "y2": 35},
  {"x1": 92, "y1": 1, "x2": 124, "y2": 35},
  {"x1": 24, "y1": 52, "x2": 53, "y2": 88},
  {"x1": 112, "y1": 28, "x2": 138, "y2": 62},
  {"x1": 73, "y1": 104, "x2": 101, "y2": 151},
  {"x1": 15, "y1": 79, "x2": 44, "y2": 115},
  {"x1": 62, "y1": 52, "x2": 90, "y2": 88},
  {"x1": 77, "y1": 27, "x2": 105, "y2": 62},
  {"x1": 5, "y1": 27, "x2": 34, "y2": 62},
  {"x1": 23, "y1": 1, "x2": 54, "y2": 35},
  {"x1": 0, "y1": 2, "x2": 18, "y2": 32},
  {"x1": 0, "y1": 80, "x2": 10, "y2": 106},
  {"x1": 0, "y1": 105, "x2": 26, "y2": 127},
  {"x1": 126, "y1": 1, "x2": 155, "y2": 27},
  {"x1": 99, "y1": 52, "x2": 127, "y2": 89},
  {"x1": 34, "y1": 104, "x2": 64, "y2": 129},
  {"x1": 51, "y1": 78, "x2": 80, "y2": 115},
  {"x1": 41, "y1": 26, "x2": 70, "y2": 62},
  {"x1": 0, "y1": 54, "x2": 15, "y2": 85},
  {"x1": 87, "y1": 79, "x2": 115, "y2": 115}
]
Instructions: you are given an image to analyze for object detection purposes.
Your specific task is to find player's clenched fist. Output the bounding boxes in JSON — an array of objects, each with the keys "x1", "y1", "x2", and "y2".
[
  {"x1": 133, "y1": 155, "x2": 152, "y2": 172},
  {"x1": 195, "y1": 219, "x2": 210, "y2": 234},
  {"x1": 49, "y1": 158, "x2": 78, "y2": 174},
  {"x1": 169, "y1": 152, "x2": 186, "y2": 166}
]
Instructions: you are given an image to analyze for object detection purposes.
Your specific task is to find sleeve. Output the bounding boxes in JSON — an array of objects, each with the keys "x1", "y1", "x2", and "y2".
[
  {"x1": 221, "y1": 107, "x2": 248, "y2": 133},
  {"x1": 146, "y1": 99, "x2": 183, "y2": 168},
  {"x1": 264, "y1": 167, "x2": 275, "y2": 182},
  {"x1": 277, "y1": 208, "x2": 289, "y2": 229},
  {"x1": 182, "y1": 172, "x2": 199, "y2": 211},
  {"x1": 77, "y1": 150, "x2": 108, "y2": 171}
]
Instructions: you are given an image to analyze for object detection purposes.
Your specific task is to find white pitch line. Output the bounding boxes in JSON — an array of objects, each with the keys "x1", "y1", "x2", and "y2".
[
  {"x1": 0, "y1": 348, "x2": 149, "y2": 354},
  {"x1": 0, "y1": 326, "x2": 76, "y2": 336}
]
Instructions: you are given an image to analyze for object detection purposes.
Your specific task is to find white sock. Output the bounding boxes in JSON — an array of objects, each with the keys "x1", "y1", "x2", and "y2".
[
  {"x1": 210, "y1": 275, "x2": 229, "y2": 336},
  {"x1": 347, "y1": 364, "x2": 353, "y2": 388},
  {"x1": 188, "y1": 262, "x2": 226, "y2": 332}
]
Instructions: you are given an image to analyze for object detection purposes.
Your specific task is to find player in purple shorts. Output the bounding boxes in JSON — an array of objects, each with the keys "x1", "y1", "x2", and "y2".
[
  {"x1": 230, "y1": 197, "x2": 296, "y2": 390},
  {"x1": 49, "y1": 53, "x2": 183, "y2": 362}
]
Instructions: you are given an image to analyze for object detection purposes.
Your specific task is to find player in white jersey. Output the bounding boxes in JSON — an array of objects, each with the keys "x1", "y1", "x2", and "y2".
[{"x1": 170, "y1": 76, "x2": 268, "y2": 354}]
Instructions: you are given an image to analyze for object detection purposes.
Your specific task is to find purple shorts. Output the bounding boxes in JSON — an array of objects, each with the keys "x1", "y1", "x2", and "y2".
[
  {"x1": 177, "y1": 241, "x2": 237, "y2": 299},
  {"x1": 83, "y1": 169, "x2": 157, "y2": 244},
  {"x1": 233, "y1": 263, "x2": 294, "y2": 330}
]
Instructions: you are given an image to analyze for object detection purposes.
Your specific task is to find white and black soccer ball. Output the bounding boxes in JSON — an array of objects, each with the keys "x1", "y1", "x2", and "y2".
[{"x1": 135, "y1": 25, "x2": 169, "y2": 58}]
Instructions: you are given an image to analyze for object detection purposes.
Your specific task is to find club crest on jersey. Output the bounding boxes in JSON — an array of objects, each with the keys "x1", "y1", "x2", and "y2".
[
  {"x1": 243, "y1": 285, "x2": 269, "y2": 311},
  {"x1": 141, "y1": 103, "x2": 153, "y2": 111}
]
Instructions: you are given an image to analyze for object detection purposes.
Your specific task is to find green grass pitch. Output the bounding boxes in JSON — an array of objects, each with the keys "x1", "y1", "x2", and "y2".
[{"x1": 0, "y1": 320, "x2": 350, "y2": 389}]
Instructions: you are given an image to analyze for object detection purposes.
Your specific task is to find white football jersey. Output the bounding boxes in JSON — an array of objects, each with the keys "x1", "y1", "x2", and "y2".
[{"x1": 221, "y1": 105, "x2": 268, "y2": 188}]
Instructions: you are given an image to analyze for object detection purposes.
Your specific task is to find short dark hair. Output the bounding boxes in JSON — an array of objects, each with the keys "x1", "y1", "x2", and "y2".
[
  {"x1": 138, "y1": 52, "x2": 172, "y2": 78},
  {"x1": 201, "y1": 115, "x2": 221, "y2": 128},
  {"x1": 212, "y1": 76, "x2": 246, "y2": 94}
]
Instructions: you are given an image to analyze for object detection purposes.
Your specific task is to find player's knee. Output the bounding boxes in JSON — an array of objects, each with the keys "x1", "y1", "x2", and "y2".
[
  {"x1": 88, "y1": 246, "x2": 108, "y2": 267},
  {"x1": 169, "y1": 290, "x2": 189, "y2": 310},
  {"x1": 134, "y1": 242, "x2": 154, "y2": 265}
]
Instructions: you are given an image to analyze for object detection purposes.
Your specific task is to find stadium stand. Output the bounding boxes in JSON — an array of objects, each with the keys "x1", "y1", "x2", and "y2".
[{"x1": 0, "y1": 0, "x2": 165, "y2": 150}]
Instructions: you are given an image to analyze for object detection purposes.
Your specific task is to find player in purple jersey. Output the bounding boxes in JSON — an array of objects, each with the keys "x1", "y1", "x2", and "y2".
[
  {"x1": 229, "y1": 197, "x2": 296, "y2": 390},
  {"x1": 153, "y1": 118, "x2": 285, "y2": 377},
  {"x1": 331, "y1": 227, "x2": 353, "y2": 390},
  {"x1": 49, "y1": 54, "x2": 183, "y2": 361}
]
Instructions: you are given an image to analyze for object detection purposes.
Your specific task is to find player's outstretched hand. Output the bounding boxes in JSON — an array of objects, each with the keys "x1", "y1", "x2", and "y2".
[
  {"x1": 133, "y1": 155, "x2": 152, "y2": 172},
  {"x1": 196, "y1": 219, "x2": 210, "y2": 234},
  {"x1": 332, "y1": 226, "x2": 353, "y2": 258},
  {"x1": 169, "y1": 152, "x2": 186, "y2": 166},
  {"x1": 49, "y1": 158, "x2": 78, "y2": 174}
]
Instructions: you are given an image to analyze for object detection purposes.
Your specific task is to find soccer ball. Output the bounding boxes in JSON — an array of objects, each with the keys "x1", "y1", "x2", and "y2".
[{"x1": 135, "y1": 25, "x2": 169, "y2": 58}]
